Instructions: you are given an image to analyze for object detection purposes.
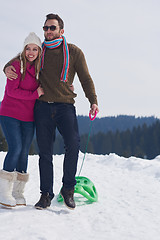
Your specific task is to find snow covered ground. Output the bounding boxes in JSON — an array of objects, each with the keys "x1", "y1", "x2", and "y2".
[{"x1": 1, "y1": 151, "x2": 160, "y2": 240}]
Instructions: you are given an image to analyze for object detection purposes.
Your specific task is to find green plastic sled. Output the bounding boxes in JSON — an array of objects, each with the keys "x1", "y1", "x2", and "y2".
[{"x1": 57, "y1": 176, "x2": 98, "y2": 203}]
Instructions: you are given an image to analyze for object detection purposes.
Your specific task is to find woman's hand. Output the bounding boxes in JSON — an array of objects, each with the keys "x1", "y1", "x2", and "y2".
[{"x1": 37, "y1": 86, "x2": 44, "y2": 97}]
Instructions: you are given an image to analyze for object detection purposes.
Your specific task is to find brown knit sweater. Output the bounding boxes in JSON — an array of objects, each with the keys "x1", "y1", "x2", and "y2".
[{"x1": 4, "y1": 43, "x2": 98, "y2": 106}]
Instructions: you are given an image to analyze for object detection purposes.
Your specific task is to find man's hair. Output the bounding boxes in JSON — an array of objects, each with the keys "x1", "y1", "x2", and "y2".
[{"x1": 44, "y1": 13, "x2": 64, "y2": 29}]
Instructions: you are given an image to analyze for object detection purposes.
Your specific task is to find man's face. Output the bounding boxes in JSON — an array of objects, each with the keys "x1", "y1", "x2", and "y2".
[{"x1": 43, "y1": 19, "x2": 64, "y2": 41}]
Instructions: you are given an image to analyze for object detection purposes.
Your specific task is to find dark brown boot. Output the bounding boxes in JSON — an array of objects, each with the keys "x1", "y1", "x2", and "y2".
[
  {"x1": 35, "y1": 193, "x2": 51, "y2": 210},
  {"x1": 60, "y1": 187, "x2": 75, "y2": 210}
]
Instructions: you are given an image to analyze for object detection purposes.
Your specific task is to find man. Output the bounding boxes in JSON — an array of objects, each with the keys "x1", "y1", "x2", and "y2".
[{"x1": 4, "y1": 13, "x2": 99, "y2": 210}]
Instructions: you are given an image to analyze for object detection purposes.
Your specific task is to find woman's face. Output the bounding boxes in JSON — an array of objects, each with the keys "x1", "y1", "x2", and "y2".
[{"x1": 25, "y1": 44, "x2": 39, "y2": 62}]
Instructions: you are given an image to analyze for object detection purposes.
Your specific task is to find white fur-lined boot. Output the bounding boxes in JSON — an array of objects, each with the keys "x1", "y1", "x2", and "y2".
[
  {"x1": 0, "y1": 169, "x2": 17, "y2": 207},
  {"x1": 12, "y1": 172, "x2": 29, "y2": 206}
]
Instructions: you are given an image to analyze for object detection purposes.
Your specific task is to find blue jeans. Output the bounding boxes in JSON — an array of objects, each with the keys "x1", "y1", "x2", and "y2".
[
  {"x1": 34, "y1": 101, "x2": 80, "y2": 199},
  {"x1": 0, "y1": 116, "x2": 35, "y2": 173}
]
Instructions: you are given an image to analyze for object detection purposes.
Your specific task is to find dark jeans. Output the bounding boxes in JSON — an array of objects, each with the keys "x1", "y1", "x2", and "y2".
[
  {"x1": 0, "y1": 116, "x2": 35, "y2": 173},
  {"x1": 34, "y1": 101, "x2": 80, "y2": 199}
]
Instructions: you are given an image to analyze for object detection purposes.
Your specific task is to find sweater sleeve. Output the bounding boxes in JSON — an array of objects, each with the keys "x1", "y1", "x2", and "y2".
[
  {"x1": 6, "y1": 61, "x2": 39, "y2": 100},
  {"x1": 3, "y1": 56, "x2": 19, "y2": 73},
  {"x1": 74, "y1": 48, "x2": 98, "y2": 106}
]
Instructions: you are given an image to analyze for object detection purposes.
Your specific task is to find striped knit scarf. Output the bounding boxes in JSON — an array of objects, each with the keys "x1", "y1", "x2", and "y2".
[{"x1": 40, "y1": 36, "x2": 69, "y2": 82}]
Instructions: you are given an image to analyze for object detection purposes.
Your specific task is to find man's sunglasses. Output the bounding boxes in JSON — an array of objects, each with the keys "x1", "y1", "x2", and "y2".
[{"x1": 43, "y1": 25, "x2": 57, "y2": 31}]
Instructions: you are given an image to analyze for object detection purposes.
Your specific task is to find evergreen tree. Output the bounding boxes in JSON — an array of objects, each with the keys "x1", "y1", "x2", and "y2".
[{"x1": 0, "y1": 126, "x2": 8, "y2": 152}]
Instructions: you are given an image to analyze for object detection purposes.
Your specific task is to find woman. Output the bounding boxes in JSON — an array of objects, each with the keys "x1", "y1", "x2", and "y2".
[{"x1": 0, "y1": 32, "x2": 44, "y2": 207}]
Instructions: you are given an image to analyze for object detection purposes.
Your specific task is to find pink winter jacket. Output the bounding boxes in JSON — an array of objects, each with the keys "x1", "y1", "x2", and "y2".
[{"x1": 0, "y1": 60, "x2": 39, "y2": 122}]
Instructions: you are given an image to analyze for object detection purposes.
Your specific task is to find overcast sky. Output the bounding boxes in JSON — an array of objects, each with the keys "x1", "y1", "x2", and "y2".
[{"x1": 0, "y1": 0, "x2": 160, "y2": 118}]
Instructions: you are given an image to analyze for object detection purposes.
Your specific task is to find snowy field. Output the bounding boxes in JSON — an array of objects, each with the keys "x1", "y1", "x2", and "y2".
[{"x1": 1, "y1": 151, "x2": 160, "y2": 240}]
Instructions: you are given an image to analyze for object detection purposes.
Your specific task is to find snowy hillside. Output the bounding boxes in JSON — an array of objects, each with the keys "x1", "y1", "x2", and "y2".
[{"x1": 1, "y1": 151, "x2": 160, "y2": 240}]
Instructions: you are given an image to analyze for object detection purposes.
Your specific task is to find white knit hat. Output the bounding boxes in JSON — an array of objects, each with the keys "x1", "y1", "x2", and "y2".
[
  {"x1": 20, "y1": 32, "x2": 42, "y2": 78},
  {"x1": 23, "y1": 32, "x2": 42, "y2": 50}
]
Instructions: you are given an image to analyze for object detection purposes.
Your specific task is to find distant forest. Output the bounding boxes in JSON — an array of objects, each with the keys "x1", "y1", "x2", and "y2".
[
  {"x1": 77, "y1": 115, "x2": 157, "y2": 135},
  {"x1": 0, "y1": 115, "x2": 160, "y2": 159}
]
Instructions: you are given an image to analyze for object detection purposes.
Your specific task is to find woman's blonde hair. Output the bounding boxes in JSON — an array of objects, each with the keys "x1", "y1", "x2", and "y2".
[{"x1": 20, "y1": 45, "x2": 41, "y2": 80}]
